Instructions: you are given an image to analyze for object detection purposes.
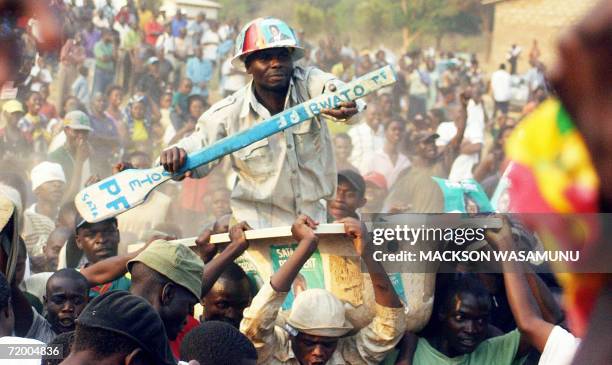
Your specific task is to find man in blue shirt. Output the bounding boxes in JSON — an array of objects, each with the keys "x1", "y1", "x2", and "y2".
[
  {"x1": 186, "y1": 46, "x2": 214, "y2": 99},
  {"x1": 171, "y1": 9, "x2": 188, "y2": 37}
]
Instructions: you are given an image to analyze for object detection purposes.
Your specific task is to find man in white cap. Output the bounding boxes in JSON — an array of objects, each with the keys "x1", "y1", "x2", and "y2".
[
  {"x1": 240, "y1": 215, "x2": 406, "y2": 364},
  {"x1": 48, "y1": 110, "x2": 92, "y2": 195},
  {"x1": 22, "y1": 161, "x2": 66, "y2": 258},
  {"x1": 160, "y1": 17, "x2": 360, "y2": 229}
]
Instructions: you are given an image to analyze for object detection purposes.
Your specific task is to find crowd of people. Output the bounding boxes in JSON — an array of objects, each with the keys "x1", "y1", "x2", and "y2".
[{"x1": 0, "y1": 0, "x2": 603, "y2": 364}]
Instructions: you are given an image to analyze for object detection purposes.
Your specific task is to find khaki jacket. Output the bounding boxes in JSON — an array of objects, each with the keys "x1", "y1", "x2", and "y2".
[{"x1": 174, "y1": 66, "x2": 356, "y2": 228}]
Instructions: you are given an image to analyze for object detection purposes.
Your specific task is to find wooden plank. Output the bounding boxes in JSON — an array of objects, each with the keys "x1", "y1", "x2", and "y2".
[{"x1": 127, "y1": 223, "x2": 346, "y2": 252}]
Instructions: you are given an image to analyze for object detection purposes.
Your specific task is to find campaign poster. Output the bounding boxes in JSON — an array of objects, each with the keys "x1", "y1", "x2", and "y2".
[
  {"x1": 432, "y1": 177, "x2": 493, "y2": 213},
  {"x1": 270, "y1": 244, "x2": 325, "y2": 310},
  {"x1": 260, "y1": 18, "x2": 296, "y2": 44}
]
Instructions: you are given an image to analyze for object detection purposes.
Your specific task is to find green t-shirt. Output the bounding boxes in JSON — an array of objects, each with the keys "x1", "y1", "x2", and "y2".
[
  {"x1": 172, "y1": 92, "x2": 189, "y2": 114},
  {"x1": 94, "y1": 40, "x2": 114, "y2": 71},
  {"x1": 88, "y1": 275, "x2": 131, "y2": 298},
  {"x1": 48, "y1": 146, "x2": 74, "y2": 185},
  {"x1": 413, "y1": 329, "x2": 525, "y2": 365}
]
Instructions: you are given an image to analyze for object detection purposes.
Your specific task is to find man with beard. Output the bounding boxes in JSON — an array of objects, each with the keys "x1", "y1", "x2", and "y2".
[
  {"x1": 160, "y1": 17, "x2": 359, "y2": 229},
  {"x1": 24, "y1": 269, "x2": 88, "y2": 343}
]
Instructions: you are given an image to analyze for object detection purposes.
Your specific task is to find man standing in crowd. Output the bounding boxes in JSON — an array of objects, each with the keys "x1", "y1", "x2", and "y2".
[
  {"x1": 0, "y1": 100, "x2": 29, "y2": 162},
  {"x1": 384, "y1": 94, "x2": 468, "y2": 213},
  {"x1": 23, "y1": 162, "x2": 66, "y2": 258},
  {"x1": 92, "y1": 29, "x2": 116, "y2": 96},
  {"x1": 348, "y1": 103, "x2": 384, "y2": 174},
  {"x1": 186, "y1": 46, "x2": 214, "y2": 99},
  {"x1": 25, "y1": 269, "x2": 89, "y2": 343},
  {"x1": 491, "y1": 63, "x2": 512, "y2": 118},
  {"x1": 48, "y1": 111, "x2": 92, "y2": 194},
  {"x1": 160, "y1": 18, "x2": 359, "y2": 228}
]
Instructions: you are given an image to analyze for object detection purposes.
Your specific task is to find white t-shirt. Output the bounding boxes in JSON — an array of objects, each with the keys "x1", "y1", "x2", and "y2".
[
  {"x1": 435, "y1": 121, "x2": 456, "y2": 147},
  {"x1": 367, "y1": 151, "x2": 411, "y2": 188},
  {"x1": 221, "y1": 58, "x2": 247, "y2": 93},
  {"x1": 538, "y1": 326, "x2": 581, "y2": 365},
  {"x1": 348, "y1": 122, "x2": 384, "y2": 174},
  {"x1": 201, "y1": 31, "x2": 220, "y2": 61},
  {"x1": 448, "y1": 99, "x2": 485, "y2": 181},
  {"x1": 155, "y1": 33, "x2": 176, "y2": 64},
  {"x1": 0, "y1": 336, "x2": 45, "y2": 364},
  {"x1": 491, "y1": 69, "x2": 512, "y2": 102}
]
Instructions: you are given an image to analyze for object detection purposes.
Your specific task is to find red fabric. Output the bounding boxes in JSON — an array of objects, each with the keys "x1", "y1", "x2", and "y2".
[
  {"x1": 115, "y1": 8, "x2": 131, "y2": 24},
  {"x1": 170, "y1": 315, "x2": 200, "y2": 359},
  {"x1": 180, "y1": 176, "x2": 212, "y2": 212},
  {"x1": 39, "y1": 102, "x2": 57, "y2": 120},
  {"x1": 507, "y1": 162, "x2": 555, "y2": 213},
  {"x1": 145, "y1": 21, "x2": 164, "y2": 46}
]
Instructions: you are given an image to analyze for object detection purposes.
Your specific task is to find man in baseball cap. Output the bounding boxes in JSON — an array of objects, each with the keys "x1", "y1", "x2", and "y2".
[
  {"x1": 362, "y1": 171, "x2": 389, "y2": 213},
  {"x1": 48, "y1": 110, "x2": 92, "y2": 190},
  {"x1": 128, "y1": 240, "x2": 204, "y2": 342},
  {"x1": 384, "y1": 95, "x2": 469, "y2": 213},
  {"x1": 63, "y1": 290, "x2": 176, "y2": 365},
  {"x1": 0, "y1": 99, "x2": 29, "y2": 160},
  {"x1": 160, "y1": 17, "x2": 361, "y2": 229},
  {"x1": 328, "y1": 169, "x2": 367, "y2": 220}
]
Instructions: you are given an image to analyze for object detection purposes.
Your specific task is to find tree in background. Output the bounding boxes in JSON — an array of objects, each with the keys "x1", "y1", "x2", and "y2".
[
  {"x1": 396, "y1": 0, "x2": 483, "y2": 50},
  {"x1": 294, "y1": 3, "x2": 326, "y2": 37},
  {"x1": 213, "y1": 0, "x2": 486, "y2": 51},
  {"x1": 218, "y1": 0, "x2": 259, "y2": 22}
]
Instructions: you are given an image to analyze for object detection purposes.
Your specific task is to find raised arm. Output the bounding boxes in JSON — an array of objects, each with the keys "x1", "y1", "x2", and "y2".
[
  {"x1": 159, "y1": 112, "x2": 226, "y2": 178},
  {"x1": 338, "y1": 217, "x2": 406, "y2": 363},
  {"x1": 270, "y1": 215, "x2": 319, "y2": 292},
  {"x1": 59, "y1": 139, "x2": 90, "y2": 204},
  {"x1": 525, "y1": 272, "x2": 564, "y2": 325},
  {"x1": 486, "y1": 218, "x2": 553, "y2": 354},
  {"x1": 442, "y1": 92, "x2": 469, "y2": 171},
  {"x1": 240, "y1": 215, "x2": 319, "y2": 363},
  {"x1": 339, "y1": 217, "x2": 402, "y2": 308},
  {"x1": 200, "y1": 222, "x2": 250, "y2": 296},
  {"x1": 80, "y1": 239, "x2": 153, "y2": 286}
]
